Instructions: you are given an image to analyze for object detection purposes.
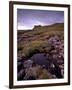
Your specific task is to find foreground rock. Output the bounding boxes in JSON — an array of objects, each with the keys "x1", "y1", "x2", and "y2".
[{"x1": 17, "y1": 35, "x2": 64, "y2": 80}]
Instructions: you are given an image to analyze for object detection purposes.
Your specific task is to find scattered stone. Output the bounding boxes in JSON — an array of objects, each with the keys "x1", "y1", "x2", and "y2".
[
  {"x1": 23, "y1": 59, "x2": 33, "y2": 68},
  {"x1": 17, "y1": 35, "x2": 64, "y2": 80}
]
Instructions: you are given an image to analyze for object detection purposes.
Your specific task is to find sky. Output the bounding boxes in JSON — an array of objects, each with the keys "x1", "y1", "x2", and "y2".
[{"x1": 17, "y1": 9, "x2": 64, "y2": 30}]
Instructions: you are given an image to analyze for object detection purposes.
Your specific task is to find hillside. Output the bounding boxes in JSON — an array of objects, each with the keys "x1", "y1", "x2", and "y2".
[
  {"x1": 18, "y1": 23, "x2": 64, "y2": 45},
  {"x1": 17, "y1": 23, "x2": 64, "y2": 80}
]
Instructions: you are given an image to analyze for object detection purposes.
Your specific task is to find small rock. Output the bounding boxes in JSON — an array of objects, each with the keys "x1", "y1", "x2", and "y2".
[
  {"x1": 24, "y1": 60, "x2": 33, "y2": 68},
  {"x1": 51, "y1": 63, "x2": 55, "y2": 68}
]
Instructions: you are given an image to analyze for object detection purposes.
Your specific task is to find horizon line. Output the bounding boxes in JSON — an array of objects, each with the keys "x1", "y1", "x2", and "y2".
[{"x1": 17, "y1": 22, "x2": 64, "y2": 30}]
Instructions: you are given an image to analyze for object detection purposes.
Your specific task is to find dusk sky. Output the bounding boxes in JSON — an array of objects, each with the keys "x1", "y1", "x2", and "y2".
[{"x1": 17, "y1": 9, "x2": 64, "y2": 30}]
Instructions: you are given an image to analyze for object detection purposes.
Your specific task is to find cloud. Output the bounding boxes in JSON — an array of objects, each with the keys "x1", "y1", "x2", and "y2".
[{"x1": 17, "y1": 9, "x2": 64, "y2": 30}]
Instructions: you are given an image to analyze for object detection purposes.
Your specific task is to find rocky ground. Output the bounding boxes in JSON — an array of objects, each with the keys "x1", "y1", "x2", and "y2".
[{"x1": 17, "y1": 23, "x2": 64, "y2": 80}]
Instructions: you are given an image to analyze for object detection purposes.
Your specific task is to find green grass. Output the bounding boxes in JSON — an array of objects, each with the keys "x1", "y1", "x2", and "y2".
[{"x1": 21, "y1": 40, "x2": 51, "y2": 58}]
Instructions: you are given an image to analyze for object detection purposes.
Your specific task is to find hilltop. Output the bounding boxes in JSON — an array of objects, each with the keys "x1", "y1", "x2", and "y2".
[
  {"x1": 18, "y1": 23, "x2": 64, "y2": 44},
  {"x1": 18, "y1": 23, "x2": 64, "y2": 31}
]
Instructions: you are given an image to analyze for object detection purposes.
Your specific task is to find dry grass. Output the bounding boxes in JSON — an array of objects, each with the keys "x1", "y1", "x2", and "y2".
[{"x1": 17, "y1": 23, "x2": 64, "y2": 59}]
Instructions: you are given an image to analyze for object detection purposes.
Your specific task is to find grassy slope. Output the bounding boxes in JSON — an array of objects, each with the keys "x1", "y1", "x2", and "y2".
[{"x1": 17, "y1": 23, "x2": 64, "y2": 59}]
